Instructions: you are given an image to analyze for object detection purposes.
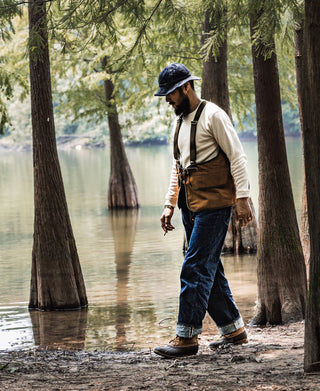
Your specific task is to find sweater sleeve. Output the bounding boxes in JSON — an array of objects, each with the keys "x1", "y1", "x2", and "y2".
[
  {"x1": 210, "y1": 110, "x2": 250, "y2": 199},
  {"x1": 164, "y1": 158, "x2": 179, "y2": 207}
]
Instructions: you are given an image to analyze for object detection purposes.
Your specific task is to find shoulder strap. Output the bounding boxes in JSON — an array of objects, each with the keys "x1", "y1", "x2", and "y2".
[
  {"x1": 173, "y1": 100, "x2": 207, "y2": 163},
  {"x1": 173, "y1": 115, "x2": 183, "y2": 161},
  {"x1": 190, "y1": 100, "x2": 207, "y2": 165}
]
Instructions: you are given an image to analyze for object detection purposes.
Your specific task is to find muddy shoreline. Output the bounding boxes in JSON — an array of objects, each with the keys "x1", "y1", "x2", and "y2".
[{"x1": 1, "y1": 322, "x2": 319, "y2": 390}]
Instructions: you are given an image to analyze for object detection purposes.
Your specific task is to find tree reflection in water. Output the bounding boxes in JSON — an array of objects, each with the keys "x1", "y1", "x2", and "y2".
[
  {"x1": 29, "y1": 210, "x2": 140, "y2": 351},
  {"x1": 110, "y1": 209, "x2": 139, "y2": 350},
  {"x1": 29, "y1": 308, "x2": 88, "y2": 350}
]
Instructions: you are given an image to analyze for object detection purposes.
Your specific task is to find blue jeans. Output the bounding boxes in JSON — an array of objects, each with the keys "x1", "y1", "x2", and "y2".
[{"x1": 176, "y1": 206, "x2": 243, "y2": 338}]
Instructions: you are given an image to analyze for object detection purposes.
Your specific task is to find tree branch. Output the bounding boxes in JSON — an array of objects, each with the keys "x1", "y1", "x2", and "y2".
[
  {"x1": 0, "y1": 0, "x2": 53, "y2": 9},
  {"x1": 110, "y1": 0, "x2": 164, "y2": 72}
]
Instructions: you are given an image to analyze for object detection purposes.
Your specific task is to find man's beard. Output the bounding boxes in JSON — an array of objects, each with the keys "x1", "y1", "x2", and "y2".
[{"x1": 174, "y1": 94, "x2": 190, "y2": 117}]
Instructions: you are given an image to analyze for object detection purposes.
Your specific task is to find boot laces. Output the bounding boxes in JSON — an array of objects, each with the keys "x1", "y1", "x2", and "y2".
[{"x1": 169, "y1": 336, "x2": 181, "y2": 346}]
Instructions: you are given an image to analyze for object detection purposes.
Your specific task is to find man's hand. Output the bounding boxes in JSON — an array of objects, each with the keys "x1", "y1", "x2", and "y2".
[
  {"x1": 160, "y1": 207, "x2": 175, "y2": 234},
  {"x1": 235, "y1": 197, "x2": 253, "y2": 227}
]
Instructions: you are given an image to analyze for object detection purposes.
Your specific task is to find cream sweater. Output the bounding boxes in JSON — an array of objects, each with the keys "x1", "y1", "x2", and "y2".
[{"x1": 164, "y1": 101, "x2": 250, "y2": 207}]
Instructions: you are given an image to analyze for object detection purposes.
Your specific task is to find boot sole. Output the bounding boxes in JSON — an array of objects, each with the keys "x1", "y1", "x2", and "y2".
[
  {"x1": 209, "y1": 337, "x2": 248, "y2": 350},
  {"x1": 233, "y1": 337, "x2": 248, "y2": 345},
  {"x1": 154, "y1": 347, "x2": 198, "y2": 358}
]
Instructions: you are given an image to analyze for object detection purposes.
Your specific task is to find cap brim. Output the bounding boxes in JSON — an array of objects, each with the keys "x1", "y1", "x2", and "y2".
[{"x1": 154, "y1": 75, "x2": 201, "y2": 96}]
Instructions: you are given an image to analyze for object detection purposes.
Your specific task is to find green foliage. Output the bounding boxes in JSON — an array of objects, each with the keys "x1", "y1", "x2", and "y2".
[
  {"x1": 0, "y1": 0, "x2": 303, "y2": 143},
  {"x1": 0, "y1": 0, "x2": 22, "y2": 40},
  {"x1": 46, "y1": 0, "x2": 202, "y2": 143},
  {"x1": 28, "y1": 28, "x2": 47, "y2": 63},
  {"x1": 201, "y1": 1, "x2": 229, "y2": 61},
  {"x1": 0, "y1": 7, "x2": 27, "y2": 134},
  {"x1": 0, "y1": 68, "x2": 13, "y2": 132},
  {"x1": 246, "y1": 0, "x2": 303, "y2": 60},
  {"x1": 227, "y1": 26, "x2": 256, "y2": 130}
]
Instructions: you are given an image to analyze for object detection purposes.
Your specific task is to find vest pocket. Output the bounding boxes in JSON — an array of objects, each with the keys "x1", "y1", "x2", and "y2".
[{"x1": 186, "y1": 153, "x2": 230, "y2": 190}]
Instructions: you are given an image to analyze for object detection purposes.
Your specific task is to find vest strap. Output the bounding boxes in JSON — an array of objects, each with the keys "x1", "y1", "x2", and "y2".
[
  {"x1": 173, "y1": 100, "x2": 207, "y2": 163},
  {"x1": 173, "y1": 116, "x2": 183, "y2": 161},
  {"x1": 190, "y1": 101, "x2": 207, "y2": 164}
]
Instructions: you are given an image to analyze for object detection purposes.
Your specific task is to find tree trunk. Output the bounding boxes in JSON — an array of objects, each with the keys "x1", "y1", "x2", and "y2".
[
  {"x1": 224, "y1": 198, "x2": 258, "y2": 254},
  {"x1": 250, "y1": 14, "x2": 307, "y2": 325},
  {"x1": 201, "y1": 9, "x2": 258, "y2": 254},
  {"x1": 201, "y1": 10, "x2": 232, "y2": 121},
  {"x1": 294, "y1": 23, "x2": 310, "y2": 269},
  {"x1": 28, "y1": 0, "x2": 87, "y2": 310},
  {"x1": 102, "y1": 57, "x2": 139, "y2": 209},
  {"x1": 302, "y1": 0, "x2": 320, "y2": 373}
]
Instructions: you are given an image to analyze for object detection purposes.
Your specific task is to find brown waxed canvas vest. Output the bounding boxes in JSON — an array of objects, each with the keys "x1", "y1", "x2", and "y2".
[{"x1": 174, "y1": 101, "x2": 236, "y2": 212}]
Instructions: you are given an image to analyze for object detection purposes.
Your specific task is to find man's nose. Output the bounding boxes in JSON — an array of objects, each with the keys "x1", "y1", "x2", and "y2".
[{"x1": 166, "y1": 92, "x2": 173, "y2": 102}]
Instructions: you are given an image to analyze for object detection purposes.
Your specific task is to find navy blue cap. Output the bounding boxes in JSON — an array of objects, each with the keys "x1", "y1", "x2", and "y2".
[{"x1": 154, "y1": 63, "x2": 200, "y2": 96}]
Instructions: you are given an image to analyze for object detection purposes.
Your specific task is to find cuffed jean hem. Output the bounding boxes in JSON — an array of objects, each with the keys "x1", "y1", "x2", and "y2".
[
  {"x1": 218, "y1": 316, "x2": 244, "y2": 336},
  {"x1": 176, "y1": 324, "x2": 202, "y2": 338}
]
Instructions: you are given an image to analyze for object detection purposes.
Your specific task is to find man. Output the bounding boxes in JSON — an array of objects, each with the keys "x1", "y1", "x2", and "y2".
[{"x1": 154, "y1": 63, "x2": 253, "y2": 358}]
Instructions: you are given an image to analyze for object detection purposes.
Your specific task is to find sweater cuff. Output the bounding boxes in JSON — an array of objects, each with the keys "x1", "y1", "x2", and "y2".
[
  {"x1": 164, "y1": 200, "x2": 177, "y2": 208},
  {"x1": 236, "y1": 190, "x2": 250, "y2": 199}
]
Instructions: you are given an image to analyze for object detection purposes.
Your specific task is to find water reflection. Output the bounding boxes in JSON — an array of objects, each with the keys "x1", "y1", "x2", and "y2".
[
  {"x1": 30, "y1": 309, "x2": 88, "y2": 350},
  {"x1": 110, "y1": 209, "x2": 138, "y2": 350}
]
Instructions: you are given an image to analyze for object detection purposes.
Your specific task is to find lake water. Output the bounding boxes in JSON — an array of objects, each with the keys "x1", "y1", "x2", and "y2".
[{"x1": 0, "y1": 139, "x2": 303, "y2": 351}]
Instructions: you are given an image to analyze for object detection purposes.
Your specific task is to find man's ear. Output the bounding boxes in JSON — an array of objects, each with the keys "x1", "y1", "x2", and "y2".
[{"x1": 183, "y1": 82, "x2": 190, "y2": 94}]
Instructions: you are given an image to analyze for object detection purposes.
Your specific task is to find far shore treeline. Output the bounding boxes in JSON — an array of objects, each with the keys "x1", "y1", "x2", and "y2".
[{"x1": 1, "y1": 92, "x2": 301, "y2": 147}]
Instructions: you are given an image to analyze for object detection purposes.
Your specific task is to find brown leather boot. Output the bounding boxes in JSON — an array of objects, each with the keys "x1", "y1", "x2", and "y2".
[
  {"x1": 209, "y1": 327, "x2": 247, "y2": 350},
  {"x1": 154, "y1": 336, "x2": 199, "y2": 358}
]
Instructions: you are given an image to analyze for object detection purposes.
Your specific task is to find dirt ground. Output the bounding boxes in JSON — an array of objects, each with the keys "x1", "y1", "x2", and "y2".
[{"x1": 0, "y1": 321, "x2": 319, "y2": 391}]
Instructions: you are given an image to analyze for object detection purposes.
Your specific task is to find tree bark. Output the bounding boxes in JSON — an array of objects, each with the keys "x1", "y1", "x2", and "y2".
[
  {"x1": 201, "y1": 10, "x2": 232, "y2": 121},
  {"x1": 102, "y1": 57, "x2": 139, "y2": 209},
  {"x1": 201, "y1": 9, "x2": 258, "y2": 254},
  {"x1": 250, "y1": 14, "x2": 307, "y2": 325},
  {"x1": 294, "y1": 23, "x2": 310, "y2": 269},
  {"x1": 224, "y1": 198, "x2": 258, "y2": 254},
  {"x1": 28, "y1": 0, "x2": 87, "y2": 310},
  {"x1": 302, "y1": 0, "x2": 320, "y2": 373}
]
